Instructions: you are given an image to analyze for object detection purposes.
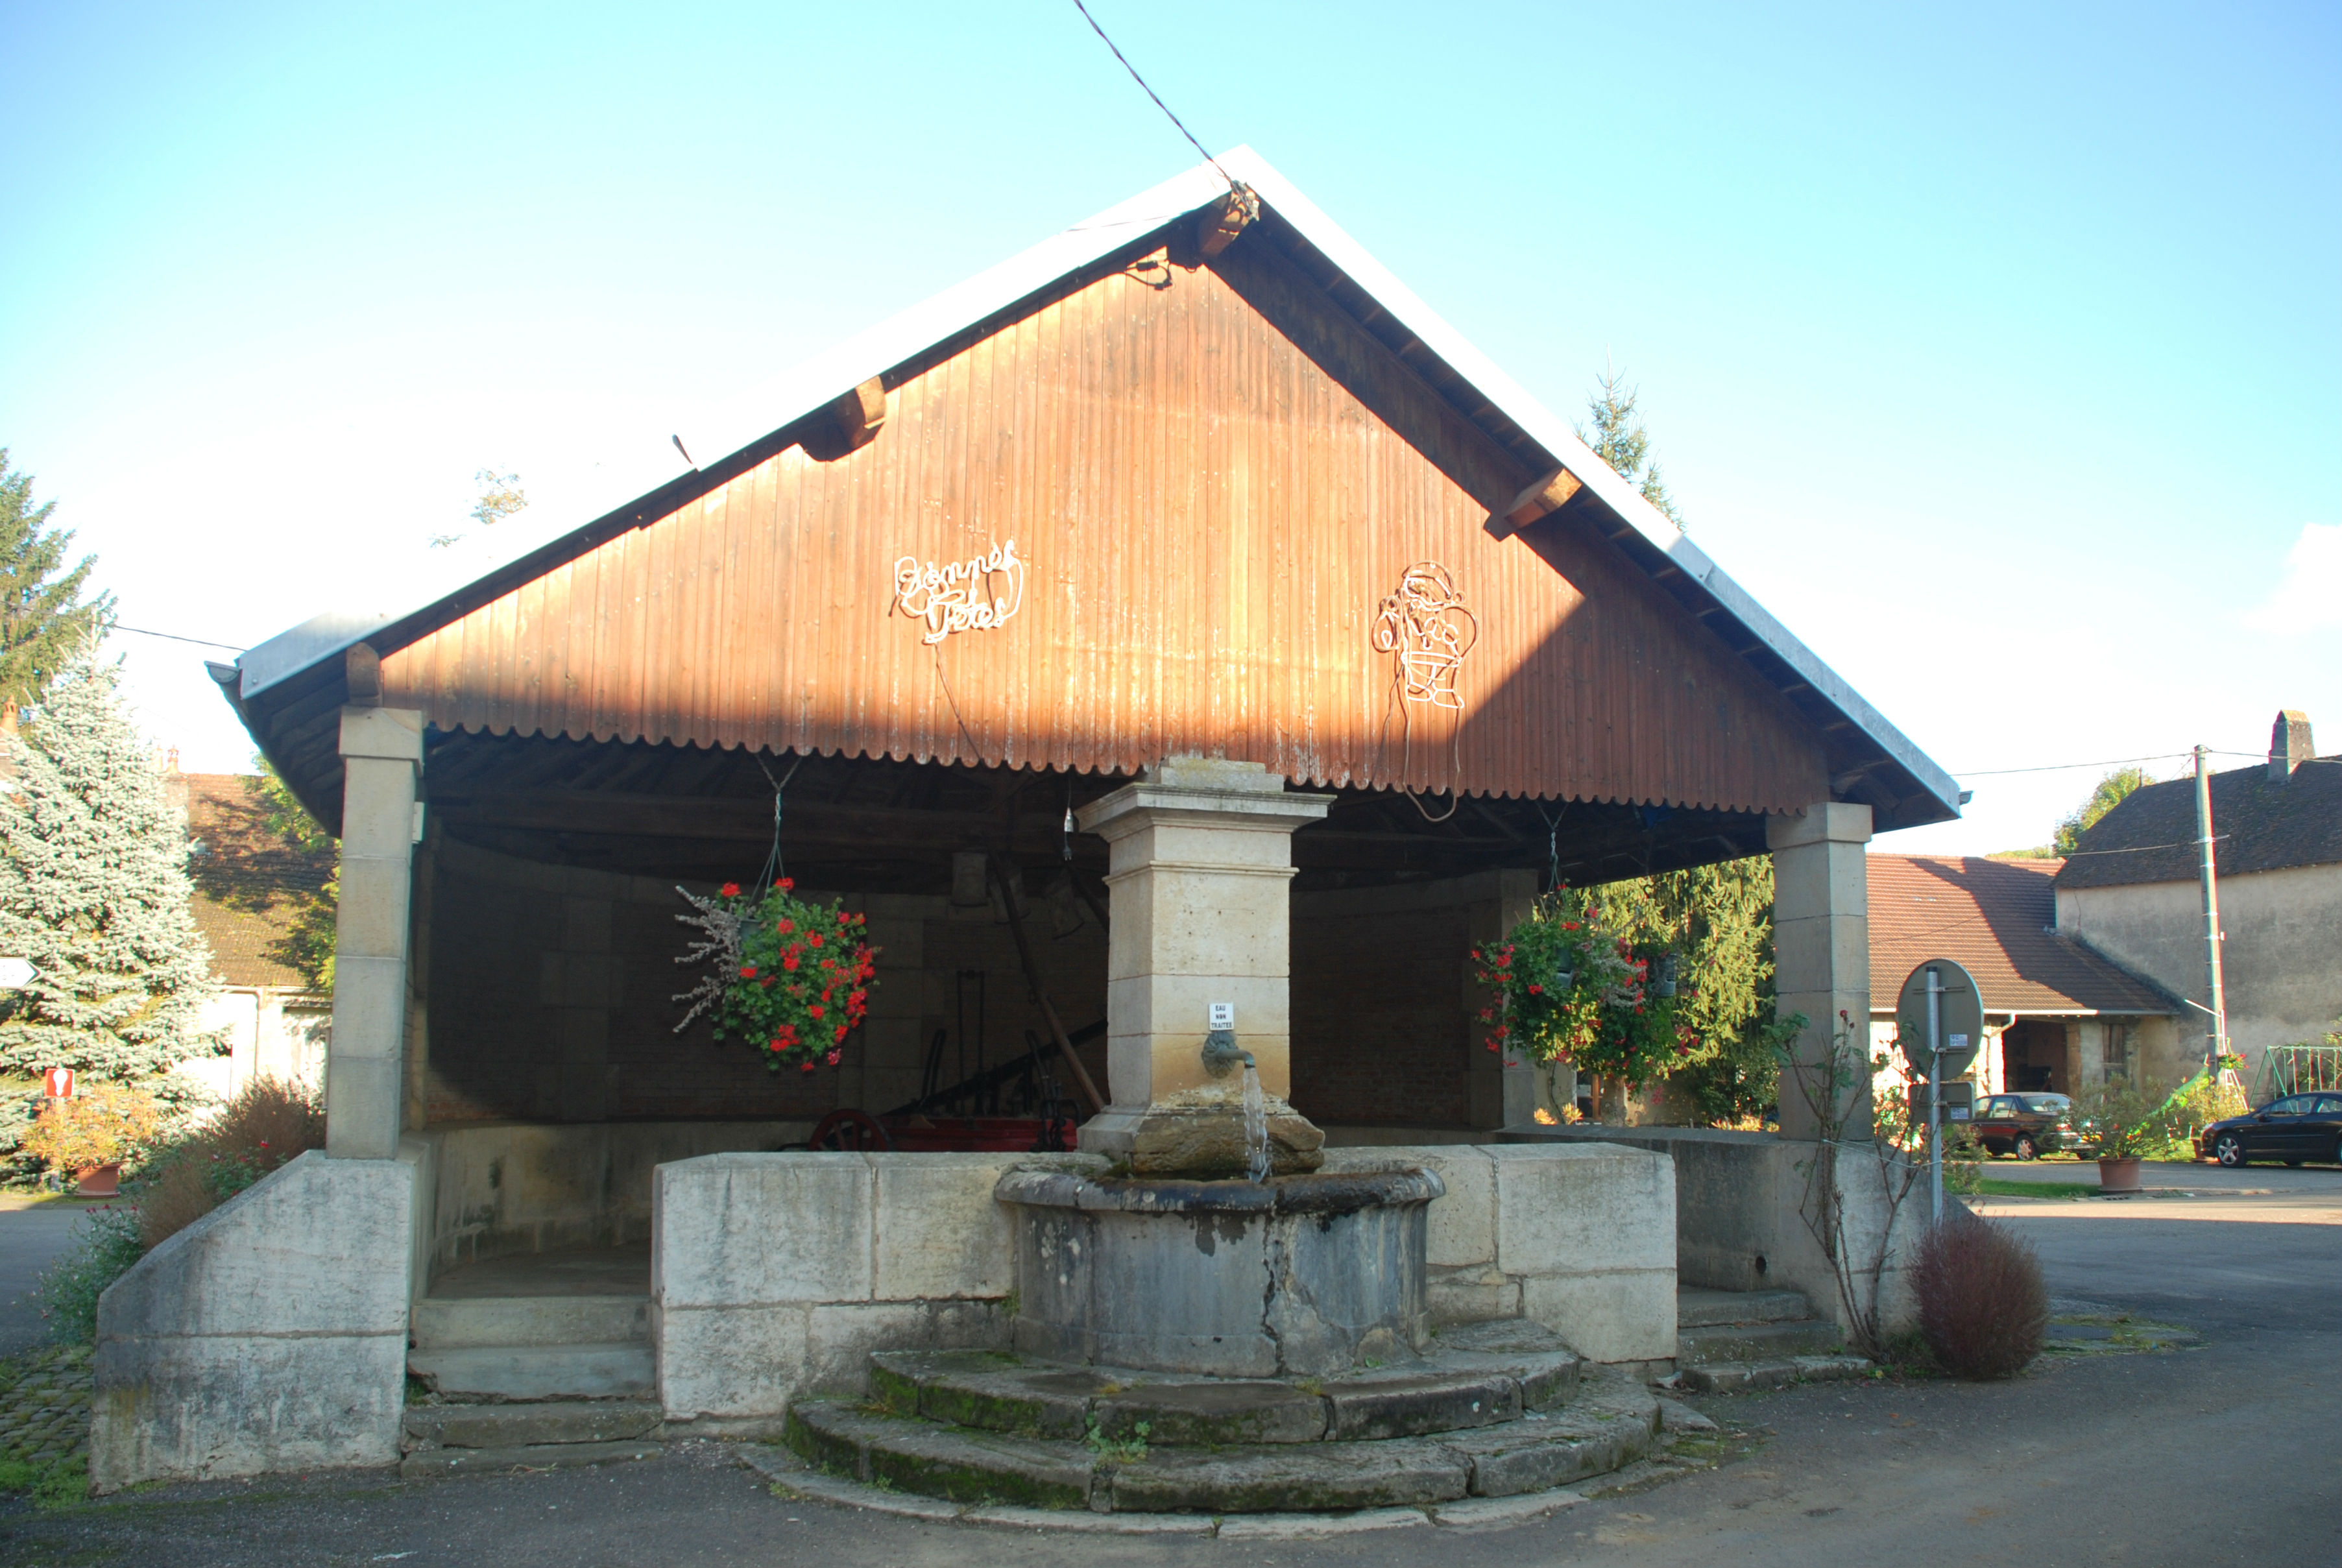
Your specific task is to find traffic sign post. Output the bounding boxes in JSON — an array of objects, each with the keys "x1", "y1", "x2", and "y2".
[
  {"x1": 42, "y1": 1067, "x2": 73, "y2": 1099},
  {"x1": 1896, "y1": 958, "x2": 1985, "y2": 1225}
]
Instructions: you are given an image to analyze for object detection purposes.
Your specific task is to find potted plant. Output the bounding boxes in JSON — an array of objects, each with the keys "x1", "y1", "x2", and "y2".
[
  {"x1": 19, "y1": 1081, "x2": 162, "y2": 1195},
  {"x1": 673, "y1": 877, "x2": 880, "y2": 1072},
  {"x1": 2071, "y1": 1078, "x2": 2175, "y2": 1193},
  {"x1": 1471, "y1": 907, "x2": 1688, "y2": 1122}
]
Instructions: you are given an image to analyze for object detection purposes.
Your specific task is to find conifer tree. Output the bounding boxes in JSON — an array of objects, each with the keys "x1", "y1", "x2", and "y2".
[
  {"x1": 1579, "y1": 370, "x2": 1686, "y2": 529},
  {"x1": 0, "y1": 647, "x2": 219, "y2": 1083},
  {"x1": 0, "y1": 453, "x2": 112, "y2": 712}
]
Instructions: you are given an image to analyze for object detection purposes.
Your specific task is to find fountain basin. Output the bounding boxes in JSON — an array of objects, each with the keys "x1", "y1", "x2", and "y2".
[{"x1": 995, "y1": 1165, "x2": 1443, "y2": 1378}]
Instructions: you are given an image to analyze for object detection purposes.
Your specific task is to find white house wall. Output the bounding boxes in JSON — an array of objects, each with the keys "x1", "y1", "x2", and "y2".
[{"x1": 2058, "y1": 863, "x2": 2342, "y2": 1069}]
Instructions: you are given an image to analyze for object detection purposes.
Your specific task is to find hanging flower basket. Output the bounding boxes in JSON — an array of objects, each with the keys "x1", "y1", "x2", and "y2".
[
  {"x1": 1470, "y1": 912, "x2": 1690, "y2": 1085},
  {"x1": 673, "y1": 878, "x2": 880, "y2": 1073}
]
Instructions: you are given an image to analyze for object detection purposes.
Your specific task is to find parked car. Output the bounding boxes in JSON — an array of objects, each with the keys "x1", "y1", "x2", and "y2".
[
  {"x1": 1971, "y1": 1092, "x2": 2094, "y2": 1159},
  {"x1": 2197, "y1": 1092, "x2": 2342, "y2": 1168}
]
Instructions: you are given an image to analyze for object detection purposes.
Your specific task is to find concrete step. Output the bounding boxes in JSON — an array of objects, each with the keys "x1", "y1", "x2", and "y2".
[
  {"x1": 410, "y1": 1294, "x2": 649, "y2": 1351},
  {"x1": 399, "y1": 1438, "x2": 662, "y2": 1480},
  {"x1": 784, "y1": 1375, "x2": 1658, "y2": 1515},
  {"x1": 871, "y1": 1328, "x2": 1577, "y2": 1449},
  {"x1": 1676, "y1": 1318, "x2": 1844, "y2": 1366},
  {"x1": 1678, "y1": 1354, "x2": 1875, "y2": 1393},
  {"x1": 1675, "y1": 1287, "x2": 1817, "y2": 1329},
  {"x1": 407, "y1": 1342, "x2": 656, "y2": 1401},
  {"x1": 403, "y1": 1399, "x2": 662, "y2": 1450}
]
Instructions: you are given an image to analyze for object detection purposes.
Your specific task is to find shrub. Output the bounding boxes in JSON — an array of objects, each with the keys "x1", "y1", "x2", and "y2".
[
  {"x1": 19, "y1": 1083, "x2": 163, "y2": 1177},
  {"x1": 1909, "y1": 1212, "x2": 2048, "y2": 1378},
  {"x1": 136, "y1": 1077, "x2": 325, "y2": 1250},
  {"x1": 32, "y1": 1205, "x2": 143, "y2": 1344}
]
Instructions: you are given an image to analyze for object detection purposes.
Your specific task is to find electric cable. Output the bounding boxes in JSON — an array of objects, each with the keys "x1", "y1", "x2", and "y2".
[{"x1": 1069, "y1": 0, "x2": 1238, "y2": 193}]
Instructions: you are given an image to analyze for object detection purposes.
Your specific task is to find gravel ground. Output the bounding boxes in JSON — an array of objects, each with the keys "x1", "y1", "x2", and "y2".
[{"x1": 1, "y1": 1179, "x2": 2332, "y2": 1567}]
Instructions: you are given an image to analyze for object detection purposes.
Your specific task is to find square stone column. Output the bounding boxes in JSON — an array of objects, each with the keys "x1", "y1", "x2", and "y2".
[
  {"x1": 1768, "y1": 802, "x2": 1872, "y2": 1142},
  {"x1": 328, "y1": 706, "x2": 424, "y2": 1160},
  {"x1": 1073, "y1": 758, "x2": 1331, "y2": 1163}
]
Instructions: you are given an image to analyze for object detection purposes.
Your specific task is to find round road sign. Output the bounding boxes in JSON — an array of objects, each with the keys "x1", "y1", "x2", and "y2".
[{"x1": 1896, "y1": 958, "x2": 1985, "y2": 1078}]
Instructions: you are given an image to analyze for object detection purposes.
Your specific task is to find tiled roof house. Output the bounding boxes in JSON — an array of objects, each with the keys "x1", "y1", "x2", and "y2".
[
  {"x1": 1868, "y1": 852, "x2": 2182, "y2": 1095},
  {"x1": 2054, "y1": 711, "x2": 2342, "y2": 1074}
]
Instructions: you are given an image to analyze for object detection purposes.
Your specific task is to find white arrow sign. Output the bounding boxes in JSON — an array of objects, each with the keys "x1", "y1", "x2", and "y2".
[{"x1": 0, "y1": 958, "x2": 37, "y2": 989}]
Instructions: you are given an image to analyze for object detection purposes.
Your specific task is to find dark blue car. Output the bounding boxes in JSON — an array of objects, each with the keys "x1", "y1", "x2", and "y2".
[{"x1": 2197, "y1": 1092, "x2": 2342, "y2": 1168}]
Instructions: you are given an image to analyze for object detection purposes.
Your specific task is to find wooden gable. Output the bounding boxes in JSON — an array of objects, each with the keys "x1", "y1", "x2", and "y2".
[{"x1": 376, "y1": 232, "x2": 1828, "y2": 815}]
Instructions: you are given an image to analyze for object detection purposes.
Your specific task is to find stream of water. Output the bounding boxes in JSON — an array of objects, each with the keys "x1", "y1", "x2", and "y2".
[{"x1": 1241, "y1": 1062, "x2": 1270, "y2": 1183}]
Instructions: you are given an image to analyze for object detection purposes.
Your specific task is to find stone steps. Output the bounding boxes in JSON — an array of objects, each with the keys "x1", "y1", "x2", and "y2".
[
  {"x1": 1674, "y1": 1287, "x2": 1817, "y2": 1329},
  {"x1": 1678, "y1": 1354, "x2": 1874, "y2": 1393},
  {"x1": 410, "y1": 1294, "x2": 649, "y2": 1351},
  {"x1": 1673, "y1": 1286, "x2": 1844, "y2": 1367},
  {"x1": 786, "y1": 1386, "x2": 1658, "y2": 1514},
  {"x1": 871, "y1": 1323, "x2": 1577, "y2": 1448},
  {"x1": 403, "y1": 1399, "x2": 662, "y2": 1449},
  {"x1": 405, "y1": 1343, "x2": 657, "y2": 1401},
  {"x1": 399, "y1": 1437, "x2": 664, "y2": 1479}
]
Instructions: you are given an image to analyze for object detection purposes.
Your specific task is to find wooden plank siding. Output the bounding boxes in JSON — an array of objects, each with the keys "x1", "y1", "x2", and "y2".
[{"x1": 378, "y1": 238, "x2": 1828, "y2": 815}]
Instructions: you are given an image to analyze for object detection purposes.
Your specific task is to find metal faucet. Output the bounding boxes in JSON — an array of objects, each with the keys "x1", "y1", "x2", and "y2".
[{"x1": 1200, "y1": 1028, "x2": 1254, "y2": 1078}]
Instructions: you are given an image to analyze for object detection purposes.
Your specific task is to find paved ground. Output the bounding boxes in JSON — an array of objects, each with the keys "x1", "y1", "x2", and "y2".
[
  {"x1": 3, "y1": 1168, "x2": 2335, "y2": 1566},
  {"x1": 0, "y1": 1200, "x2": 104, "y2": 1358}
]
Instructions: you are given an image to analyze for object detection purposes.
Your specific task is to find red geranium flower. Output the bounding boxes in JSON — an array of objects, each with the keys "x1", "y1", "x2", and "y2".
[
  {"x1": 740, "y1": 965, "x2": 757, "y2": 978},
  {"x1": 809, "y1": 1004, "x2": 826, "y2": 1020},
  {"x1": 778, "y1": 877, "x2": 794, "y2": 891},
  {"x1": 720, "y1": 882, "x2": 741, "y2": 898},
  {"x1": 808, "y1": 934, "x2": 824, "y2": 948}
]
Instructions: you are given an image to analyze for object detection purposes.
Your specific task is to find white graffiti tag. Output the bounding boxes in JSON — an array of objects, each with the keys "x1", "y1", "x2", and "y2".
[{"x1": 892, "y1": 539, "x2": 1026, "y2": 644}]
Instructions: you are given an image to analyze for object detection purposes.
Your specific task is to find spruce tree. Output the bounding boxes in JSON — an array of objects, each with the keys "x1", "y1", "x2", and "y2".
[
  {"x1": 0, "y1": 453, "x2": 112, "y2": 712},
  {"x1": 1580, "y1": 370, "x2": 1687, "y2": 529},
  {"x1": 0, "y1": 647, "x2": 219, "y2": 1083}
]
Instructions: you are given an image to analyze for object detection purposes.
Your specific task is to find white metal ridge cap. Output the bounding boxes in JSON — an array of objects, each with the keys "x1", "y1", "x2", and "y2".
[
  {"x1": 1224, "y1": 148, "x2": 1959, "y2": 817},
  {"x1": 684, "y1": 157, "x2": 1238, "y2": 468},
  {"x1": 237, "y1": 609, "x2": 403, "y2": 699}
]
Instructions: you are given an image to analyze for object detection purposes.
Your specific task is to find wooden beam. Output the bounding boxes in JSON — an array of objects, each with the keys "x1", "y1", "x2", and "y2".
[
  {"x1": 1196, "y1": 186, "x2": 1259, "y2": 259},
  {"x1": 344, "y1": 644, "x2": 381, "y2": 706},
  {"x1": 1487, "y1": 465, "x2": 1584, "y2": 539},
  {"x1": 829, "y1": 376, "x2": 886, "y2": 452}
]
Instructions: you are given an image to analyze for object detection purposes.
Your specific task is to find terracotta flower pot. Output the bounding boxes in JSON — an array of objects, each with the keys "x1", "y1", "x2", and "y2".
[
  {"x1": 2097, "y1": 1156, "x2": 2143, "y2": 1194},
  {"x1": 74, "y1": 1161, "x2": 123, "y2": 1198}
]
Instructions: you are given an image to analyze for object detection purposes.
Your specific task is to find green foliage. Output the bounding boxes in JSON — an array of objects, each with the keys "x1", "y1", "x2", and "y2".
[
  {"x1": 0, "y1": 453, "x2": 112, "y2": 713},
  {"x1": 0, "y1": 1451, "x2": 88, "y2": 1506},
  {"x1": 2071, "y1": 1077, "x2": 2182, "y2": 1160},
  {"x1": 252, "y1": 758, "x2": 337, "y2": 990},
  {"x1": 1471, "y1": 900, "x2": 1684, "y2": 1085},
  {"x1": 1084, "y1": 1416, "x2": 1150, "y2": 1464},
  {"x1": 2053, "y1": 766, "x2": 2153, "y2": 856},
  {"x1": 1579, "y1": 370, "x2": 1685, "y2": 529},
  {"x1": 1577, "y1": 858, "x2": 1793, "y2": 1122},
  {"x1": 0, "y1": 648, "x2": 220, "y2": 1087},
  {"x1": 31, "y1": 1203, "x2": 143, "y2": 1344}
]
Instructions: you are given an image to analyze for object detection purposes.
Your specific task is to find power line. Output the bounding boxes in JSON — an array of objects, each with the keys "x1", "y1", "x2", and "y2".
[
  {"x1": 1069, "y1": 0, "x2": 1235, "y2": 191},
  {"x1": 1950, "y1": 752, "x2": 2189, "y2": 778},
  {"x1": 110, "y1": 625, "x2": 246, "y2": 653}
]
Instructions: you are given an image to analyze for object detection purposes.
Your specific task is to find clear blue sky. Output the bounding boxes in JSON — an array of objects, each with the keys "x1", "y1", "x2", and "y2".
[{"x1": 5, "y1": 1, "x2": 2336, "y2": 854}]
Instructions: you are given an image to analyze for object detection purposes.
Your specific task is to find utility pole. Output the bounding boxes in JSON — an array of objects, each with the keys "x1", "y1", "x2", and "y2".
[{"x1": 2193, "y1": 745, "x2": 2227, "y2": 1080}]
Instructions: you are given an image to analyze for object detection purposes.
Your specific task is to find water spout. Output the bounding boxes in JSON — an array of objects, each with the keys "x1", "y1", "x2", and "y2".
[{"x1": 1241, "y1": 1063, "x2": 1270, "y2": 1184}]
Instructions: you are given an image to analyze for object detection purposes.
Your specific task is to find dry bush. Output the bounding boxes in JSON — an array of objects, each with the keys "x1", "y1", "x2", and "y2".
[
  {"x1": 1910, "y1": 1212, "x2": 2049, "y2": 1378},
  {"x1": 135, "y1": 1078, "x2": 327, "y2": 1251}
]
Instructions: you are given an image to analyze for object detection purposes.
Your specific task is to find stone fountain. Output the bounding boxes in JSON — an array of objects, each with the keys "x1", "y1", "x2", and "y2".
[{"x1": 784, "y1": 758, "x2": 1663, "y2": 1519}]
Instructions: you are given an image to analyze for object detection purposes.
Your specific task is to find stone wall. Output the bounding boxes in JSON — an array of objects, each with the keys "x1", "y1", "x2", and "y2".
[
  {"x1": 420, "y1": 838, "x2": 1108, "y2": 1126},
  {"x1": 1324, "y1": 1144, "x2": 1676, "y2": 1364},
  {"x1": 1290, "y1": 869, "x2": 1538, "y2": 1130},
  {"x1": 2059, "y1": 863, "x2": 2342, "y2": 1072},
  {"x1": 89, "y1": 1150, "x2": 417, "y2": 1491},
  {"x1": 413, "y1": 1118, "x2": 816, "y2": 1281},
  {"x1": 1507, "y1": 1126, "x2": 1920, "y2": 1337},
  {"x1": 651, "y1": 1140, "x2": 1678, "y2": 1429}
]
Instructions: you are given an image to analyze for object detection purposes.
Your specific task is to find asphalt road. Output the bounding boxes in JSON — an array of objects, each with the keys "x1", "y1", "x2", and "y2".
[
  {"x1": 5, "y1": 1173, "x2": 2336, "y2": 1567},
  {"x1": 0, "y1": 1200, "x2": 101, "y2": 1357}
]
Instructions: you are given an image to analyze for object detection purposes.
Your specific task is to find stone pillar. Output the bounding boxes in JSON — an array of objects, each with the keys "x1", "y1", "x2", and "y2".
[
  {"x1": 1072, "y1": 757, "x2": 1331, "y2": 1172},
  {"x1": 1767, "y1": 802, "x2": 1872, "y2": 1142},
  {"x1": 327, "y1": 707, "x2": 424, "y2": 1160}
]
